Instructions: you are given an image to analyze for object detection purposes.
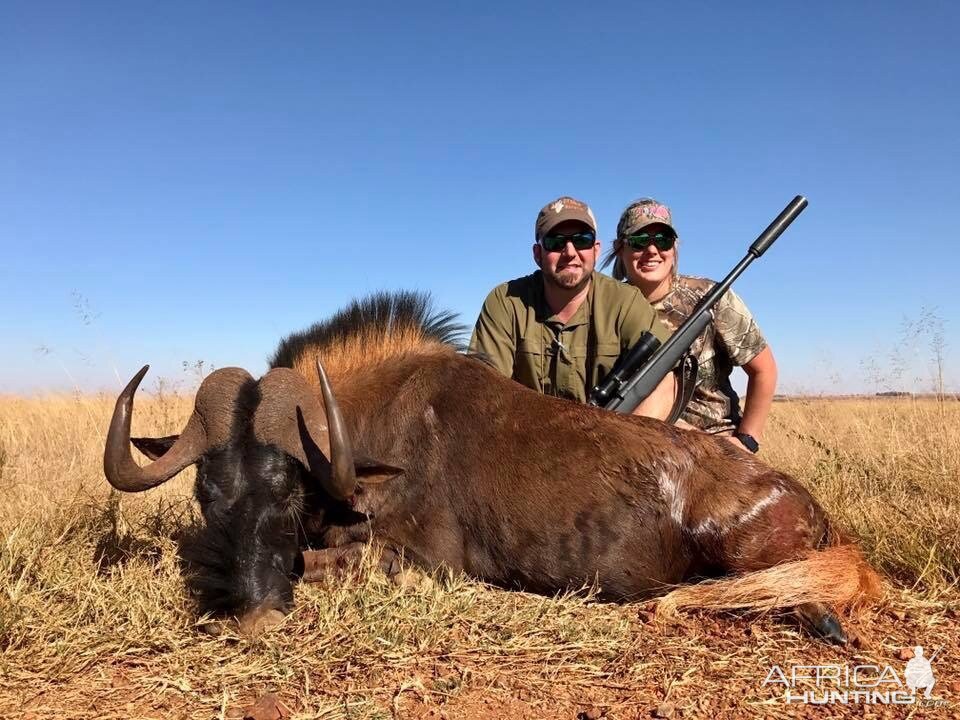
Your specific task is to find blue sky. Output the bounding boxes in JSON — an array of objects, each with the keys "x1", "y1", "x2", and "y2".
[{"x1": 2, "y1": 1, "x2": 957, "y2": 395}]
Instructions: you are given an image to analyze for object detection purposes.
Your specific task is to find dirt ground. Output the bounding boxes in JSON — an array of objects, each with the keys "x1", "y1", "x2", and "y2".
[{"x1": 7, "y1": 584, "x2": 958, "y2": 720}]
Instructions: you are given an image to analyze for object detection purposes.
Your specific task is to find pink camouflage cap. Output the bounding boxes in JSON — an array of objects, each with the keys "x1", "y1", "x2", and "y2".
[{"x1": 616, "y1": 198, "x2": 677, "y2": 238}]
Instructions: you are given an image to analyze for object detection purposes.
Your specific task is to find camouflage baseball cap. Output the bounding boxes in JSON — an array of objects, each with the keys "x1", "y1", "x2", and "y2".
[
  {"x1": 535, "y1": 196, "x2": 598, "y2": 243},
  {"x1": 616, "y1": 198, "x2": 676, "y2": 238}
]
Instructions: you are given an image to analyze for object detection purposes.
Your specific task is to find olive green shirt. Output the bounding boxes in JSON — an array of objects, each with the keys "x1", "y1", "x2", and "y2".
[{"x1": 469, "y1": 271, "x2": 671, "y2": 403}]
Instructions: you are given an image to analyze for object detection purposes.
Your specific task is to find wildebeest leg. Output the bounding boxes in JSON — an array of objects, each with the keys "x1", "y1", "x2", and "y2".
[
  {"x1": 708, "y1": 482, "x2": 849, "y2": 644},
  {"x1": 299, "y1": 543, "x2": 400, "y2": 583}
]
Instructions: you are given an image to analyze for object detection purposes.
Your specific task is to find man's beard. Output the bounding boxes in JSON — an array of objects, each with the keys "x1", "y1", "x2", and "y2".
[{"x1": 543, "y1": 265, "x2": 591, "y2": 292}]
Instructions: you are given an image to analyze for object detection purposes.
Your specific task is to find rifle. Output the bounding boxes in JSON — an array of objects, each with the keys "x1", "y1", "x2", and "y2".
[{"x1": 588, "y1": 195, "x2": 808, "y2": 415}]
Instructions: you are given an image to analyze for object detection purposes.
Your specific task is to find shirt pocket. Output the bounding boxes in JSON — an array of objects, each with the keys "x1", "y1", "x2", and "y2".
[
  {"x1": 592, "y1": 341, "x2": 623, "y2": 388},
  {"x1": 515, "y1": 337, "x2": 547, "y2": 392}
]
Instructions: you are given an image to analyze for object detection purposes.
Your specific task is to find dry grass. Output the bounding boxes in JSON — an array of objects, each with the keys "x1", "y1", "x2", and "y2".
[
  {"x1": 1, "y1": 393, "x2": 958, "y2": 719},
  {"x1": 765, "y1": 398, "x2": 960, "y2": 593}
]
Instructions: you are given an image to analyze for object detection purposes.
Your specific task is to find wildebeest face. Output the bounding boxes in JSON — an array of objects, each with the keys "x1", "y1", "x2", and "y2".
[
  {"x1": 132, "y1": 433, "x2": 305, "y2": 617},
  {"x1": 187, "y1": 443, "x2": 304, "y2": 618},
  {"x1": 105, "y1": 361, "x2": 359, "y2": 630}
]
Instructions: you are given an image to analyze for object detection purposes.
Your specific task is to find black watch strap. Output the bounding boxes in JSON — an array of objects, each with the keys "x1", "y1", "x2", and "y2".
[{"x1": 735, "y1": 432, "x2": 760, "y2": 453}]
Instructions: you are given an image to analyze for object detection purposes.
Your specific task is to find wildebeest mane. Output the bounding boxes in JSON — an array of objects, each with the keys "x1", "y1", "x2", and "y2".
[{"x1": 269, "y1": 291, "x2": 467, "y2": 378}]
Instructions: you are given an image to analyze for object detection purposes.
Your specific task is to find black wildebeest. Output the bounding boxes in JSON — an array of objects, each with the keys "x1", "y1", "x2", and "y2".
[{"x1": 104, "y1": 292, "x2": 877, "y2": 642}]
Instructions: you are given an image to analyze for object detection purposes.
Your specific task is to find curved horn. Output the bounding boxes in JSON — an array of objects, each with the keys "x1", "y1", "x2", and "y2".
[
  {"x1": 103, "y1": 365, "x2": 208, "y2": 492},
  {"x1": 252, "y1": 364, "x2": 356, "y2": 501},
  {"x1": 316, "y1": 358, "x2": 356, "y2": 500}
]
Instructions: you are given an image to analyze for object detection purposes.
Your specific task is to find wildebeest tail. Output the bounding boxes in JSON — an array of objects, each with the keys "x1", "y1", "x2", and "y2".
[{"x1": 655, "y1": 545, "x2": 884, "y2": 620}]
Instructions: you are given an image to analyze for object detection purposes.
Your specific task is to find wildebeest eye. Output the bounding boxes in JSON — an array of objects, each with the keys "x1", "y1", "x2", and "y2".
[
  {"x1": 272, "y1": 550, "x2": 293, "y2": 573},
  {"x1": 193, "y1": 448, "x2": 246, "y2": 519}
]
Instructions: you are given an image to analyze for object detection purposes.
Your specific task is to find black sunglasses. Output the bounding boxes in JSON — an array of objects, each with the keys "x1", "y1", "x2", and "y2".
[
  {"x1": 622, "y1": 232, "x2": 676, "y2": 252},
  {"x1": 540, "y1": 231, "x2": 596, "y2": 252}
]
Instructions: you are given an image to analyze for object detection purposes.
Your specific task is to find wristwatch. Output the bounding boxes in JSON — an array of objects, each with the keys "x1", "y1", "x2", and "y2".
[{"x1": 734, "y1": 432, "x2": 760, "y2": 454}]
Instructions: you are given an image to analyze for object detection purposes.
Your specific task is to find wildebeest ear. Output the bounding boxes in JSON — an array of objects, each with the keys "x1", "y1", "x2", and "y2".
[
  {"x1": 354, "y1": 457, "x2": 404, "y2": 486},
  {"x1": 130, "y1": 435, "x2": 181, "y2": 461}
]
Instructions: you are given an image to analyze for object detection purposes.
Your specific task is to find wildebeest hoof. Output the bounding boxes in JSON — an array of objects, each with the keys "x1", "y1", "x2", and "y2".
[
  {"x1": 391, "y1": 568, "x2": 434, "y2": 591},
  {"x1": 198, "y1": 620, "x2": 224, "y2": 637},
  {"x1": 797, "y1": 603, "x2": 848, "y2": 645},
  {"x1": 238, "y1": 606, "x2": 287, "y2": 636},
  {"x1": 814, "y1": 613, "x2": 849, "y2": 645}
]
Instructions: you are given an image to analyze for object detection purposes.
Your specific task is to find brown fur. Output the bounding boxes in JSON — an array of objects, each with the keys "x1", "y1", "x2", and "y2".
[
  {"x1": 127, "y1": 292, "x2": 877, "y2": 640},
  {"x1": 278, "y1": 321, "x2": 879, "y2": 623}
]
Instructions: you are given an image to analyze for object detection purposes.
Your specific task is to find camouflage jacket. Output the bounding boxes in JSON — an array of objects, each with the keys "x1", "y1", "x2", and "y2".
[{"x1": 653, "y1": 275, "x2": 767, "y2": 434}]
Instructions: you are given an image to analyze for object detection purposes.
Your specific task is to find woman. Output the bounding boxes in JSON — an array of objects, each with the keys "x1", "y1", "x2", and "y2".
[{"x1": 603, "y1": 198, "x2": 777, "y2": 453}]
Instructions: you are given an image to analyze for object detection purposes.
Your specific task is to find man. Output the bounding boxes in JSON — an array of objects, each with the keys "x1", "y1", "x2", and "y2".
[{"x1": 469, "y1": 196, "x2": 676, "y2": 419}]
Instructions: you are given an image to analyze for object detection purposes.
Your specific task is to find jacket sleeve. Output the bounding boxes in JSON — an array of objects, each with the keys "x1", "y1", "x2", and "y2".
[
  {"x1": 468, "y1": 287, "x2": 516, "y2": 378},
  {"x1": 713, "y1": 289, "x2": 767, "y2": 366}
]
